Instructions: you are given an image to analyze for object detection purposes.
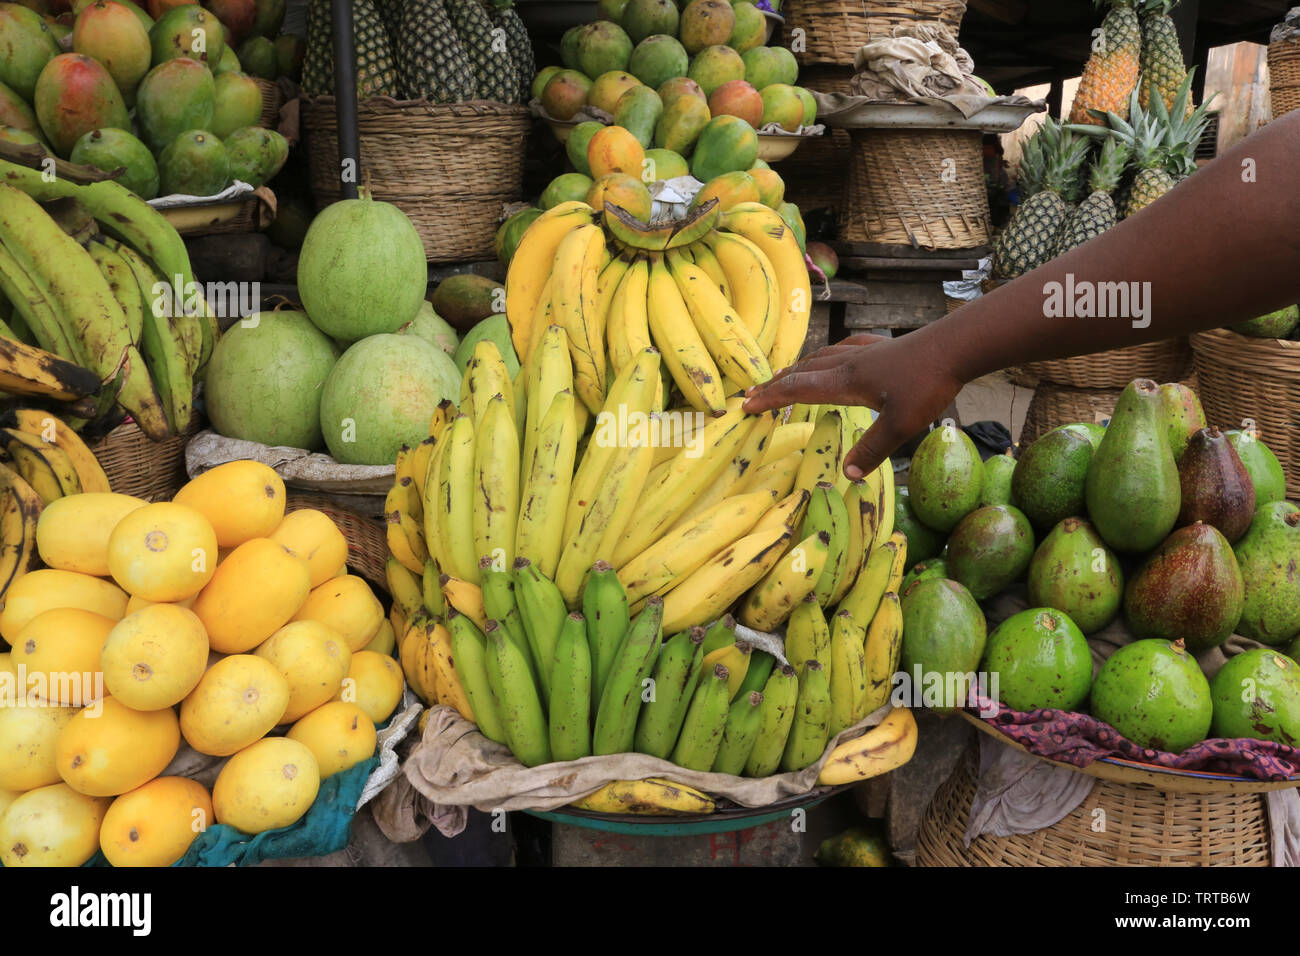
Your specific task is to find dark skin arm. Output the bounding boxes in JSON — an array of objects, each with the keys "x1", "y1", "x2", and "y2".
[{"x1": 744, "y1": 109, "x2": 1300, "y2": 480}]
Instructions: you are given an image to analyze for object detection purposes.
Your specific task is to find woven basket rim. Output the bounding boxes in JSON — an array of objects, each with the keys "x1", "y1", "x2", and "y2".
[{"x1": 302, "y1": 95, "x2": 531, "y2": 118}]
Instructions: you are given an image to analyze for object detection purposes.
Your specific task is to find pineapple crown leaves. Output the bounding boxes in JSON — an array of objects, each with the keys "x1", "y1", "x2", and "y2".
[
  {"x1": 1137, "y1": 0, "x2": 1177, "y2": 14},
  {"x1": 1028, "y1": 117, "x2": 1093, "y2": 201},
  {"x1": 1068, "y1": 87, "x2": 1167, "y2": 170},
  {"x1": 1151, "y1": 70, "x2": 1218, "y2": 177},
  {"x1": 1087, "y1": 134, "x2": 1132, "y2": 194}
]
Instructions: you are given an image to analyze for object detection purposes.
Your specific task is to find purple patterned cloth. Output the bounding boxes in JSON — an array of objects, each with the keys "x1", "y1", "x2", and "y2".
[{"x1": 968, "y1": 693, "x2": 1300, "y2": 782}]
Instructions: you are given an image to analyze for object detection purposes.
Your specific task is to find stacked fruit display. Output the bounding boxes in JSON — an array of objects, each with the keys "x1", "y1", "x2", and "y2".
[
  {"x1": 0, "y1": 155, "x2": 218, "y2": 439},
  {"x1": 0, "y1": 459, "x2": 404, "y2": 867},
  {"x1": 897, "y1": 377, "x2": 1300, "y2": 756},
  {"x1": 1, "y1": 1, "x2": 291, "y2": 199},
  {"x1": 534, "y1": 0, "x2": 814, "y2": 181},
  {"x1": 300, "y1": 0, "x2": 534, "y2": 103}
]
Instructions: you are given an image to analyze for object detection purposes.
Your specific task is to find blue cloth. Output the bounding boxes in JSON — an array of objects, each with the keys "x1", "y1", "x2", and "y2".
[{"x1": 173, "y1": 755, "x2": 379, "y2": 867}]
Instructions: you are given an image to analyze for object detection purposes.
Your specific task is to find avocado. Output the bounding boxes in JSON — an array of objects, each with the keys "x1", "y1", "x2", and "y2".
[
  {"x1": 906, "y1": 425, "x2": 984, "y2": 533},
  {"x1": 1010, "y1": 426, "x2": 1093, "y2": 533},
  {"x1": 899, "y1": 578, "x2": 986, "y2": 715},
  {"x1": 1209, "y1": 648, "x2": 1300, "y2": 744},
  {"x1": 1090, "y1": 639, "x2": 1212, "y2": 752},
  {"x1": 982, "y1": 607, "x2": 1092, "y2": 712},
  {"x1": 1026, "y1": 517, "x2": 1123, "y2": 634},
  {"x1": 945, "y1": 504, "x2": 1034, "y2": 601}
]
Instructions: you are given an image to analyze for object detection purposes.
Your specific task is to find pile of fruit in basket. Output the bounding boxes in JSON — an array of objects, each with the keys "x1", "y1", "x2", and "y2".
[
  {"x1": 301, "y1": 0, "x2": 535, "y2": 103},
  {"x1": 0, "y1": 459, "x2": 405, "y2": 867},
  {"x1": 2, "y1": 1, "x2": 291, "y2": 199},
  {"x1": 897, "y1": 376, "x2": 1300, "y2": 754}
]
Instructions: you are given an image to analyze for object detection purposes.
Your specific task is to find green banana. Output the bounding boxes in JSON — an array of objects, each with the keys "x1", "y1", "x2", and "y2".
[
  {"x1": 736, "y1": 648, "x2": 775, "y2": 700},
  {"x1": 633, "y1": 626, "x2": 705, "y2": 759},
  {"x1": 592, "y1": 594, "x2": 663, "y2": 755},
  {"x1": 85, "y1": 237, "x2": 143, "y2": 347},
  {"x1": 711, "y1": 690, "x2": 765, "y2": 776},
  {"x1": 0, "y1": 237, "x2": 78, "y2": 360},
  {"x1": 828, "y1": 609, "x2": 868, "y2": 737},
  {"x1": 744, "y1": 664, "x2": 799, "y2": 777},
  {"x1": 838, "y1": 537, "x2": 897, "y2": 625},
  {"x1": 484, "y1": 619, "x2": 551, "y2": 767},
  {"x1": 513, "y1": 556, "x2": 567, "y2": 706},
  {"x1": 549, "y1": 612, "x2": 593, "y2": 762},
  {"x1": 785, "y1": 593, "x2": 831, "y2": 675},
  {"x1": 422, "y1": 559, "x2": 444, "y2": 617},
  {"x1": 447, "y1": 610, "x2": 508, "y2": 746},
  {"x1": 669, "y1": 663, "x2": 731, "y2": 772},
  {"x1": 583, "y1": 560, "x2": 630, "y2": 713},
  {"x1": 481, "y1": 557, "x2": 540, "y2": 696},
  {"x1": 800, "y1": 482, "x2": 851, "y2": 607},
  {"x1": 700, "y1": 614, "x2": 737, "y2": 656},
  {"x1": 781, "y1": 659, "x2": 831, "y2": 773}
]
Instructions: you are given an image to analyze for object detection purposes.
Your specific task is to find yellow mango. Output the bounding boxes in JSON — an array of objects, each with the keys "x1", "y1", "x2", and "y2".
[
  {"x1": 173, "y1": 460, "x2": 287, "y2": 548},
  {"x1": 0, "y1": 783, "x2": 109, "y2": 867},
  {"x1": 192, "y1": 538, "x2": 312, "y2": 654},
  {"x1": 101, "y1": 605, "x2": 210, "y2": 711},
  {"x1": 0, "y1": 787, "x2": 18, "y2": 819},
  {"x1": 0, "y1": 569, "x2": 128, "y2": 643},
  {"x1": 213, "y1": 737, "x2": 319, "y2": 834},
  {"x1": 362, "y1": 618, "x2": 396, "y2": 655},
  {"x1": 254, "y1": 620, "x2": 351, "y2": 723},
  {"x1": 107, "y1": 501, "x2": 218, "y2": 603},
  {"x1": 334, "y1": 650, "x2": 403, "y2": 724},
  {"x1": 124, "y1": 593, "x2": 197, "y2": 614},
  {"x1": 179, "y1": 654, "x2": 289, "y2": 756},
  {"x1": 35, "y1": 492, "x2": 148, "y2": 576},
  {"x1": 0, "y1": 704, "x2": 78, "y2": 791},
  {"x1": 269, "y1": 509, "x2": 348, "y2": 588},
  {"x1": 100, "y1": 776, "x2": 213, "y2": 867},
  {"x1": 56, "y1": 696, "x2": 180, "y2": 797},
  {"x1": 291, "y1": 574, "x2": 383, "y2": 652},
  {"x1": 287, "y1": 701, "x2": 376, "y2": 778},
  {"x1": 9, "y1": 608, "x2": 115, "y2": 705}
]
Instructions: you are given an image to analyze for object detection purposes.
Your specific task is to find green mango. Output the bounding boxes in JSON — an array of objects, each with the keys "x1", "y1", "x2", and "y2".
[
  {"x1": 1010, "y1": 426, "x2": 1092, "y2": 533},
  {"x1": 979, "y1": 452, "x2": 1016, "y2": 507},
  {"x1": 1210, "y1": 648, "x2": 1300, "y2": 744},
  {"x1": 613, "y1": 84, "x2": 663, "y2": 149},
  {"x1": 945, "y1": 504, "x2": 1034, "y2": 601},
  {"x1": 982, "y1": 608, "x2": 1092, "y2": 712},
  {"x1": 1090, "y1": 639, "x2": 1212, "y2": 753},
  {"x1": 1232, "y1": 305, "x2": 1299, "y2": 339},
  {"x1": 899, "y1": 578, "x2": 986, "y2": 715},
  {"x1": 1234, "y1": 501, "x2": 1300, "y2": 646},
  {"x1": 1084, "y1": 379, "x2": 1181, "y2": 554},
  {"x1": 1155, "y1": 382, "x2": 1206, "y2": 462},
  {"x1": 1026, "y1": 517, "x2": 1122, "y2": 634},
  {"x1": 1224, "y1": 429, "x2": 1287, "y2": 506},
  {"x1": 907, "y1": 424, "x2": 983, "y2": 534}
]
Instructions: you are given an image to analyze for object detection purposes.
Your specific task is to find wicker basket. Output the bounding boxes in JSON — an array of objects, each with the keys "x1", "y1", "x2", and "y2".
[
  {"x1": 1020, "y1": 338, "x2": 1192, "y2": 389},
  {"x1": 1269, "y1": 37, "x2": 1300, "y2": 119},
  {"x1": 90, "y1": 418, "x2": 203, "y2": 501},
  {"x1": 1190, "y1": 328, "x2": 1300, "y2": 498},
  {"x1": 284, "y1": 493, "x2": 389, "y2": 594},
  {"x1": 253, "y1": 77, "x2": 283, "y2": 130},
  {"x1": 302, "y1": 97, "x2": 530, "y2": 263},
  {"x1": 783, "y1": 0, "x2": 967, "y2": 65},
  {"x1": 916, "y1": 745, "x2": 1272, "y2": 866},
  {"x1": 1019, "y1": 374, "x2": 1199, "y2": 447},
  {"x1": 842, "y1": 128, "x2": 990, "y2": 248}
]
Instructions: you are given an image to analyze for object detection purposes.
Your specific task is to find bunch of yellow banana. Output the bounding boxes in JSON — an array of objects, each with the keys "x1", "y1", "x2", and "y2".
[
  {"x1": 504, "y1": 199, "x2": 810, "y2": 417},
  {"x1": 0, "y1": 158, "x2": 218, "y2": 439},
  {"x1": 0, "y1": 408, "x2": 112, "y2": 602}
]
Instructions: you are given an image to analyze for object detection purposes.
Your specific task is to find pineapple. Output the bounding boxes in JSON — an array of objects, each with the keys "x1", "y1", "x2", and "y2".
[
  {"x1": 1154, "y1": 72, "x2": 1214, "y2": 185},
  {"x1": 377, "y1": 0, "x2": 404, "y2": 47},
  {"x1": 1138, "y1": 0, "x2": 1188, "y2": 114},
  {"x1": 992, "y1": 119, "x2": 1092, "y2": 278},
  {"x1": 488, "y1": 0, "x2": 534, "y2": 102},
  {"x1": 1052, "y1": 135, "x2": 1131, "y2": 256},
  {"x1": 1068, "y1": 0, "x2": 1142, "y2": 126},
  {"x1": 394, "y1": 0, "x2": 476, "y2": 103},
  {"x1": 301, "y1": 0, "x2": 400, "y2": 98},
  {"x1": 445, "y1": 0, "x2": 517, "y2": 103}
]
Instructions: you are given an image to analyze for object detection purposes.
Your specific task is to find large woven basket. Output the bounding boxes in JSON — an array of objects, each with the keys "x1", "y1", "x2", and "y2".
[
  {"x1": 1269, "y1": 37, "x2": 1300, "y2": 119},
  {"x1": 915, "y1": 746, "x2": 1271, "y2": 867},
  {"x1": 1020, "y1": 338, "x2": 1192, "y2": 389},
  {"x1": 782, "y1": 0, "x2": 967, "y2": 65},
  {"x1": 302, "y1": 97, "x2": 529, "y2": 263},
  {"x1": 1019, "y1": 374, "x2": 1199, "y2": 447},
  {"x1": 90, "y1": 418, "x2": 203, "y2": 501},
  {"x1": 1190, "y1": 328, "x2": 1300, "y2": 498},
  {"x1": 843, "y1": 128, "x2": 990, "y2": 248},
  {"x1": 284, "y1": 493, "x2": 389, "y2": 594}
]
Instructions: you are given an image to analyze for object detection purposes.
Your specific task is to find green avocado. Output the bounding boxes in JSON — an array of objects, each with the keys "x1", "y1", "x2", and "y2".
[
  {"x1": 1090, "y1": 639, "x2": 1212, "y2": 752},
  {"x1": 982, "y1": 607, "x2": 1092, "y2": 712},
  {"x1": 1210, "y1": 648, "x2": 1300, "y2": 744}
]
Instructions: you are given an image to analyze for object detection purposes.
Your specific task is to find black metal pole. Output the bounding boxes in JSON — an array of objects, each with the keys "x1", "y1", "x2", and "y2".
[{"x1": 330, "y1": 0, "x2": 360, "y2": 200}]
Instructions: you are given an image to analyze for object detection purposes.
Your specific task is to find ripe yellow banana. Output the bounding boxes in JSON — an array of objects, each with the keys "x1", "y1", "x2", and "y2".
[
  {"x1": 440, "y1": 573, "x2": 488, "y2": 632},
  {"x1": 523, "y1": 323, "x2": 573, "y2": 483},
  {"x1": 0, "y1": 427, "x2": 79, "y2": 503},
  {"x1": 385, "y1": 478, "x2": 427, "y2": 575},
  {"x1": 505, "y1": 200, "x2": 596, "y2": 360},
  {"x1": 827, "y1": 480, "x2": 869, "y2": 608},
  {"x1": 0, "y1": 463, "x2": 42, "y2": 600},
  {"x1": 838, "y1": 537, "x2": 897, "y2": 627},
  {"x1": 524, "y1": 272, "x2": 555, "y2": 365},
  {"x1": 760, "y1": 422, "x2": 814, "y2": 469},
  {"x1": 617, "y1": 489, "x2": 775, "y2": 607},
  {"x1": 646, "y1": 253, "x2": 725, "y2": 416},
  {"x1": 817, "y1": 706, "x2": 917, "y2": 785},
  {"x1": 751, "y1": 488, "x2": 811, "y2": 537},
  {"x1": 739, "y1": 530, "x2": 830, "y2": 632},
  {"x1": 462, "y1": 339, "x2": 514, "y2": 431},
  {"x1": 552, "y1": 223, "x2": 609, "y2": 414},
  {"x1": 472, "y1": 393, "x2": 520, "y2": 573},
  {"x1": 2, "y1": 410, "x2": 110, "y2": 494},
  {"x1": 885, "y1": 530, "x2": 908, "y2": 594},
  {"x1": 605, "y1": 253, "x2": 651, "y2": 377},
  {"x1": 436, "y1": 414, "x2": 479, "y2": 584},
  {"x1": 428, "y1": 619, "x2": 474, "y2": 721},
  {"x1": 873, "y1": 459, "x2": 897, "y2": 549},
  {"x1": 386, "y1": 555, "x2": 425, "y2": 622},
  {"x1": 570, "y1": 777, "x2": 715, "y2": 815},
  {"x1": 862, "y1": 591, "x2": 903, "y2": 714},
  {"x1": 515, "y1": 389, "x2": 578, "y2": 579},
  {"x1": 703, "y1": 230, "x2": 780, "y2": 355},
  {"x1": 731, "y1": 450, "x2": 803, "y2": 499},
  {"x1": 659, "y1": 523, "x2": 792, "y2": 633},
  {"x1": 665, "y1": 252, "x2": 771, "y2": 388},
  {"x1": 721, "y1": 202, "x2": 811, "y2": 373},
  {"x1": 399, "y1": 613, "x2": 438, "y2": 704},
  {"x1": 685, "y1": 240, "x2": 731, "y2": 302},
  {"x1": 669, "y1": 410, "x2": 776, "y2": 531},
  {"x1": 794, "y1": 409, "x2": 844, "y2": 497}
]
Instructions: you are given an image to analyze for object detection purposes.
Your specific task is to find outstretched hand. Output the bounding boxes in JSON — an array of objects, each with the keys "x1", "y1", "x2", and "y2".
[{"x1": 743, "y1": 334, "x2": 964, "y2": 481}]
